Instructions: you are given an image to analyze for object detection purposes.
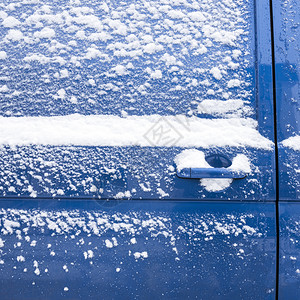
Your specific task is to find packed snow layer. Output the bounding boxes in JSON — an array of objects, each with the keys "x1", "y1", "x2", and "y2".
[
  {"x1": 174, "y1": 149, "x2": 251, "y2": 172},
  {"x1": 197, "y1": 99, "x2": 245, "y2": 116},
  {"x1": 174, "y1": 149, "x2": 251, "y2": 191},
  {"x1": 281, "y1": 135, "x2": 300, "y2": 151},
  {"x1": 0, "y1": 114, "x2": 273, "y2": 149}
]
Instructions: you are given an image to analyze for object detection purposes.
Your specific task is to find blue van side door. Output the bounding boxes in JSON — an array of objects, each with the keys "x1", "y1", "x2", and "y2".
[
  {"x1": 0, "y1": 1, "x2": 277, "y2": 299},
  {"x1": 272, "y1": 0, "x2": 300, "y2": 298}
]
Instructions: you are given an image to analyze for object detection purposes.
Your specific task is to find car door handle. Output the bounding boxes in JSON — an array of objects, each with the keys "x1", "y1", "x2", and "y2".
[{"x1": 177, "y1": 168, "x2": 247, "y2": 179}]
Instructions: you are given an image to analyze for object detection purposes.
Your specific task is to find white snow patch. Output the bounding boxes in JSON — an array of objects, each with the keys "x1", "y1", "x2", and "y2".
[
  {"x1": 188, "y1": 12, "x2": 206, "y2": 22},
  {"x1": 24, "y1": 54, "x2": 51, "y2": 64},
  {"x1": 174, "y1": 149, "x2": 209, "y2": 172},
  {"x1": 232, "y1": 50, "x2": 242, "y2": 59},
  {"x1": 113, "y1": 65, "x2": 126, "y2": 76},
  {"x1": 200, "y1": 178, "x2": 232, "y2": 192},
  {"x1": 83, "y1": 47, "x2": 103, "y2": 60},
  {"x1": 0, "y1": 11, "x2": 8, "y2": 20},
  {"x1": 88, "y1": 79, "x2": 96, "y2": 86},
  {"x1": 0, "y1": 85, "x2": 9, "y2": 93},
  {"x1": 150, "y1": 70, "x2": 162, "y2": 79},
  {"x1": 8, "y1": 186, "x2": 16, "y2": 193},
  {"x1": 202, "y1": 25, "x2": 244, "y2": 46},
  {"x1": 90, "y1": 185, "x2": 97, "y2": 192},
  {"x1": 281, "y1": 135, "x2": 300, "y2": 151},
  {"x1": 0, "y1": 115, "x2": 273, "y2": 149},
  {"x1": 57, "y1": 189, "x2": 64, "y2": 195},
  {"x1": 34, "y1": 27, "x2": 55, "y2": 39},
  {"x1": 33, "y1": 261, "x2": 40, "y2": 276},
  {"x1": 84, "y1": 250, "x2": 94, "y2": 259},
  {"x1": 5, "y1": 29, "x2": 23, "y2": 41},
  {"x1": 197, "y1": 99, "x2": 244, "y2": 116},
  {"x1": 60, "y1": 69, "x2": 69, "y2": 78},
  {"x1": 193, "y1": 45, "x2": 208, "y2": 55},
  {"x1": 17, "y1": 255, "x2": 25, "y2": 262},
  {"x1": 168, "y1": 10, "x2": 185, "y2": 19},
  {"x1": 57, "y1": 89, "x2": 66, "y2": 99},
  {"x1": 228, "y1": 79, "x2": 241, "y2": 88},
  {"x1": 4, "y1": 219, "x2": 20, "y2": 233},
  {"x1": 0, "y1": 51, "x2": 7, "y2": 59},
  {"x1": 2, "y1": 16, "x2": 21, "y2": 28},
  {"x1": 30, "y1": 240, "x2": 37, "y2": 247},
  {"x1": 130, "y1": 238, "x2": 137, "y2": 244},
  {"x1": 34, "y1": 268, "x2": 40, "y2": 276},
  {"x1": 69, "y1": 96, "x2": 78, "y2": 104},
  {"x1": 105, "y1": 239, "x2": 113, "y2": 248},
  {"x1": 157, "y1": 188, "x2": 169, "y2": 198},
  {"x1": 133, "y1": 251, "x2": 148, "y2": 259},
  {"x1": 210, "y1": 67, "x2": 222, "y2": 80},
  {"x1": 115, "y1": 191, "x2": 131, "y2": 199},
  {"x1": 139, "y1": 183, "x2": 151, "y2": 192},
  {"x1": 143, "y1": 43, "x2": 163, "y2": 54},
  {"x1": 161, "y1": 53, "x2": 178, "y2": 66}
]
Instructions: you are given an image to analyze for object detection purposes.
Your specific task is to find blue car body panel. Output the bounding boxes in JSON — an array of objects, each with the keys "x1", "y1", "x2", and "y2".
[
  {"x1": 278, "y1": 203, "x2": 300, "y2": 299},
  {"x1": 0, "y1": 0, "x2": 276, "y2": 201},
  {"x1": 273, "y1": 0, "x2": 300, "y2": 201},
  {"x1": 0, "y1": 200, "x2": 276, "y2": 300},
  {"x1": 0, "y1": 0, "x2": 279, "y2": 299},
  {"x1": 272, "y1": 0, "x2": 300, "y2": 298}
]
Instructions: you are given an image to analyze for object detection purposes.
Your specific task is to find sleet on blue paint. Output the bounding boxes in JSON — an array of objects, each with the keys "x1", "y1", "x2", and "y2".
[
  {"x1": 0, "y1": 146, "x2": 275, "y2": 200},
  {"x1": 0, "y1": 201, "x2": 276, "y2": 300},
  {"x1": 279, "y1": 204, "x2": 300, "y2": 300},
  {"x1": 0, "y1": 1, "x2": 278, "y2": 299},
  {"x1": 0, "y1": 0, "x2": 275, "y2": 200},
  {"x1": 0, "y1": 0, "x2": 254, "y2": 117},
  {"x1": 273, "y1": 0, "x2": 300, "y2": 200},
  {"x1": 273, "y1": 0, "x2": 300, "y2": 298}
]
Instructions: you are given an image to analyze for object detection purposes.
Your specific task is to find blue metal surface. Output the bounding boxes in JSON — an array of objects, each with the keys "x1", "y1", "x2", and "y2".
[
  {"x1": 0, "y1": 0, "x2": 278, "y2": 299},
  {"x1": 273, "y1": 0, "x2": 300, "y2": 298},
  {"x1": 0, "y1": 0, "x2": 264, "y2": 119},
  {"x1": 278, "y1": 203, "x2": 300, "y2": 299},
  {"x1": 0, "y1": 0, "x2": 276, "y2": 201},
  {"x1": 177, "y1": 167, "x2": 247, "y2": 179},
  {"x1": 0, "y1": 200, "x2": 276, "y2": 300},
  {"x1": 272, "y1": 0, "x2": 300, "y2": 200},
  {"x1": 0, "y1": 146, "x2": 276, "y2": 201},
  {"x1": 272, "y1": 0, "x2": 300, "y2": 298}
]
